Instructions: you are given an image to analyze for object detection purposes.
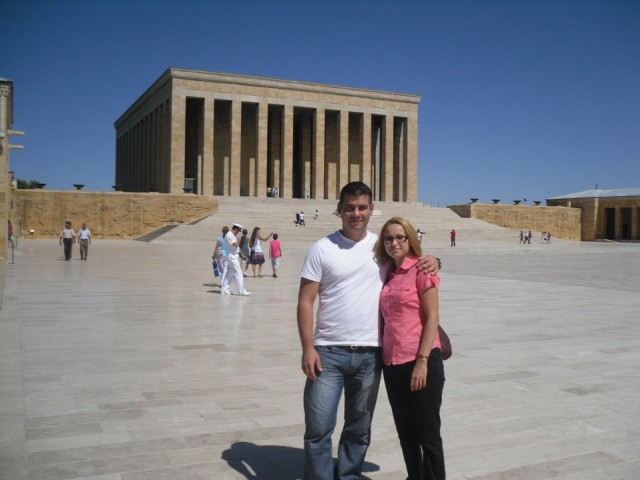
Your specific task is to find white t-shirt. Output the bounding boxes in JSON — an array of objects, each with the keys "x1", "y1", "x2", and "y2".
[
  {"x1": 253, "y1": 238, "x2": 263, "y2": 253},
  {"x1": 225, "y1": 231, "x2": 239, "y2": 256},
  {"x1": 300, "y1": 230, "x2": 385, "y2": 346}
]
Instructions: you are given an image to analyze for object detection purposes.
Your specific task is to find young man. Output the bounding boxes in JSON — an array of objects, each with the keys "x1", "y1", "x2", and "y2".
[
  {"x1": 220, "y1": 224, "x2": 251, "y2": 296},
  {"x1": 77, "y1": 223, "x2": 92, "y2": 260},
  {"x1": 297, "y1": 182, "x2": 439, "y2": 479},
  {"x1": 59, "y1": 221, "x2": 76, "y2": 261}
]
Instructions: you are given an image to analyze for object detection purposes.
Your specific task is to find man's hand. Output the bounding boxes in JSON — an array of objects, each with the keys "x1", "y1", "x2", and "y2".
[
  {"x1": 301, "y1": 348, "x2": 323, "y2": 381},
  {"x1": 416, "y1": 255, "x2": 440, "y2": 274}
]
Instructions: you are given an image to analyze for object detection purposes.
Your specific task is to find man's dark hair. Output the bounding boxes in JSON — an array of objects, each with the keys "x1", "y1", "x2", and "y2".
[{"x1": 339, "y1": 182, "x2": 372, "y2": 205}]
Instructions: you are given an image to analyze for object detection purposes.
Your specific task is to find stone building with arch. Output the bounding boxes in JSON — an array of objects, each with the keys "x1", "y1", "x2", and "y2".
[{"x1": 114, "y1": 68, "x2": 420, "y2": 201}]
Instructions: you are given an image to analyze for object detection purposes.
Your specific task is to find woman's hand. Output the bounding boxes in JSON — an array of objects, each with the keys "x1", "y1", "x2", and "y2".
[{"x1": 410, "y1": 359, "x2": 428, "y2": 391}]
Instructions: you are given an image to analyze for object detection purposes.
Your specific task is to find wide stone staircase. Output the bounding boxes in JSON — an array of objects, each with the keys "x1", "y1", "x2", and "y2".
[{"x1": 155, "y1": 196, "x2": 531, "y2": 251}]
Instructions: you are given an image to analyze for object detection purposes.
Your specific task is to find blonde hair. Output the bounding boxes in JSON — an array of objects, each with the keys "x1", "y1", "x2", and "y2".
[{"x1": 375, "y1": 216, "x2": 422, "y2": 266}]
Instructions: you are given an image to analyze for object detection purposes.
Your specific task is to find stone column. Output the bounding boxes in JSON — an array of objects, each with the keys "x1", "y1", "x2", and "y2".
[
  {"x1": 257, "y1": 102, "x2": 268, "y2": 198},
  {"x1": 362, "y1": 113, "x2": 372, "y2": 189},
  {"x1": 383, "y1": 115, "x2": 394, "y2": 201},
  {"x1": 406, "y1": 116, "x2": 418, "y2": 202},
  {"x1": 230, "y1": 100, "x2": 242, "y2": 196},
  {"x1": 396, "y1": 119, "x2": 405, "y2": 202},
  {"x1": 631, "y1": 207, "x2": 639, "y2": 240},
  {"x1": 202, "y1": 98, "x2": 214, "y2": 195},
  {"x1": 0, "y1": 82, "x2": 10, "y2": 263},
  {"x1": 170, "y1": 95, "x2": 186, "y2": 194},
  {"x1": 615, "y1": 206, "x2": 623, "y2": 240},
  {"x1": 314, "y1": 108, "x2": 326, "y2": 199},
  {"x1": 282, "y1": 104, "x2": 293, "y2": 198},
  {"x1": 339, "y1": 109, "x2": 349, "y2": 190}
]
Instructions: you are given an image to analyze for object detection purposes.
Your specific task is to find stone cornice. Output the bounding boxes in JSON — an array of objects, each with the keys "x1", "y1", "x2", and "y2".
[{"x1": 170, "y1": 68, "x2": 422, "y2": 104}]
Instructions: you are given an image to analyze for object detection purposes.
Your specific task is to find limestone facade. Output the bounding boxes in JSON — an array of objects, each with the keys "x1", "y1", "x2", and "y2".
[
  {"x1": 114, "y1": 68, "x2": 420, "y2": 202},
  {"x1": 449, "y1": 203, "x2": 581, "y2": 241},
  {"x1": 10, "y1": 191, "x2": 217, "y2": 239}
]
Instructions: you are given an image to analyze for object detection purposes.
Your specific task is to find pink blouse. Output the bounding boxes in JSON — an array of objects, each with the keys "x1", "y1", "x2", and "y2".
[{"x1": 380, "y1": 256, "x2": 441, "y2": 366}]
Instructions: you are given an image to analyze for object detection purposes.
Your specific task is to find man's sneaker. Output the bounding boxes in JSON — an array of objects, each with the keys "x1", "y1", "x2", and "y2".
[
  {"x1": 240, "y1": 290, "x2": 252, "y2": 296},
  {"x1": 273, "y1": 273, "x2": 277, "y2": 278},
  {"x1": 220, "y1": 290, "x2": 230, "y2": 296}
]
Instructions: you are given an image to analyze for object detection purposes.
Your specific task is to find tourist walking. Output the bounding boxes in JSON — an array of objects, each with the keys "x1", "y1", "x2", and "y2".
[
  {"x1": 239, "y1": 228, "x2": 251, "y2": 276},
  {"x1": 221, "y1": 224, "x2": 251, "y2": 296},
  {"x1": 450, "y1": 229, "x2": 456, "y2": 247},
  {"x1": 519, "y1": 231, "x2": 524, "y2": 244},
  {"x1": 269, "y1": 233, "x2": 282, "y2": 278},
  {"x1": 77, "y1": 223, "x2": 92, "y2": 260},
  {"x1": 248, "y1": 226, "x2": 273, "y2": 278},
  {"x1": 524, "y1": 230, "x2": 532, "y2": 244},
  {"x1": 213, "y1": 226, "x2": 229, "y2": 281},
  {"x1": 297, "y1": 181, "x2": 440, "y2": 480},
  {"x1": 375, "y1": 216, "x2": 446, "y2": 480},
  {"x1": 59, "y1": 221, "x2": 76, "y2": 261},
  {"x1": 7, "y1": 220, "x2": 14, "y2": 248}
]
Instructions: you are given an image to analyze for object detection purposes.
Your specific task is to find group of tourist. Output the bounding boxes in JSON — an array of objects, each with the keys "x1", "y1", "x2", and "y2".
[
  {"x1": 519, "y1": 230, "x2": 533, "y2": 244},
  {"x1": 59, "y1": 220, "x2": 92, "y2": 260},
  {"x1": 267, "y1": 186, "x2": 279, "y2": 198},
  {"x1": 297, "y1": 181, "x2": 446, "y2": 480},
  {"x1": 213, "y1": 224, "x2": 282, "y2": 296},
  {"x1": 294, "y1": 211, "x2": 306, "y2": 226}
]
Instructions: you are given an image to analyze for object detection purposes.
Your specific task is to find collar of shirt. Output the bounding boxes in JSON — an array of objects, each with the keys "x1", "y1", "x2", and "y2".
[{"x1": 389, "y1": 255, "x2": 419, "y2": 276}]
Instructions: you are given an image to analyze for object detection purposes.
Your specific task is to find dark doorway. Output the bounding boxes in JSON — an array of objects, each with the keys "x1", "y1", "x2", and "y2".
[
  {"x1": 185, "y1": 98, "x2": 204, "y2": 194},
  {"x1": 293, "y1": 107, "x2": 314, "y2": 198}
]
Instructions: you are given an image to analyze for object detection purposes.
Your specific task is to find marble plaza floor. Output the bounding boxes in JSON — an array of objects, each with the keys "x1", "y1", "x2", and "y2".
[{"x1": 1, "y1": 237, "x2": 639, "y2": 479}]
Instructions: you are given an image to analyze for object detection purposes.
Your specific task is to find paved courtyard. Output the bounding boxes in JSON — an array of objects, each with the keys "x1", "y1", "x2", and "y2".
[{"x1": 1, "y1": 236, "x2": 639, "y2": 479}]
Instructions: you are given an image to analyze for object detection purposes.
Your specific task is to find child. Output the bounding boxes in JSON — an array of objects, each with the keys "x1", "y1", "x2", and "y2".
[{"x1": 269, "y1": 233, "x2": 282, "y2": 278}]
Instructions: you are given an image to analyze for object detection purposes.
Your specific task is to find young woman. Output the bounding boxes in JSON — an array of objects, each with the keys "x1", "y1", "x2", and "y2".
[
  {"x1": 375, "y1": 216, "x2": 445, "y2": 480},
  {"x1": 248, "y1": 226, "x2": 273, "y2": 277}
]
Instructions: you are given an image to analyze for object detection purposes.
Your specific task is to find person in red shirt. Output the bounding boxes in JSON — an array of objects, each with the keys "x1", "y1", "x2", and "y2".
[
  {"x1": 269, "y1": 233, "x2": 282, "y2": 278},
  {"x1": 375, "y1": 216, "x2": 445, "y2": 480}
]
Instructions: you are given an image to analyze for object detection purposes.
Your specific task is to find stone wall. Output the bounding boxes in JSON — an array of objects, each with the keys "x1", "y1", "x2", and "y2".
[
  {"x1": 449, "y1": 203, "x2": 581, "y2": 241},
  {"x1": 10, "y1": 190, "x2": 217, "y2": 239}
]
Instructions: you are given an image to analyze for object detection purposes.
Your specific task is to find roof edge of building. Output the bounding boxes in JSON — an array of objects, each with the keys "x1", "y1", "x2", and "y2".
[
  {"x1": 115, "y1": 67, "x2": 422, "y2": 128},
  {"x1": 547, "y1": 188, "x2": 640, "y2": 200}
]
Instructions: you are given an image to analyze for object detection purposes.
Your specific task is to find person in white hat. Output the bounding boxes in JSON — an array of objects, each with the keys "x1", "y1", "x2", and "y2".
[{"x1": 221, "y1": 224, "x2": 251, "y2": 296}]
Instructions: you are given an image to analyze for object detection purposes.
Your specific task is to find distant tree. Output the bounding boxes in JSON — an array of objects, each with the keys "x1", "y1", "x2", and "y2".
[{"x1": 16, "y1": 179, "x2": 44, "y2": 189}]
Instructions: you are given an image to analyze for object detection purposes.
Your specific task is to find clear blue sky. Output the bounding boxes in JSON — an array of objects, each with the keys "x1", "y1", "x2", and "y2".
[{"x1": 2, "y1": 0, "x2": 638, "y2": 206}]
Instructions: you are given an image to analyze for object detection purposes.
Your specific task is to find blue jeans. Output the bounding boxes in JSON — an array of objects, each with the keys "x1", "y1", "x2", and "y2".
[{"x1": 303, "y1": 346, "x2": 382, "y2": 480}]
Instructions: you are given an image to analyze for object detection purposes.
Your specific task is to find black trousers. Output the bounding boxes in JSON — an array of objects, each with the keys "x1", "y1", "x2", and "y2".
[
  {"x1": 383, "y1": 349, "x2": 445, "y2": 480},
  {"x1": 63, "y1": 238, "x2": 73, "y2": 260}
]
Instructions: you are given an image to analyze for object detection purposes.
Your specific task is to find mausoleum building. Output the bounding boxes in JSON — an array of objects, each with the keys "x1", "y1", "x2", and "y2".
[{"x1": 114, "y1": 68, "x2": 420, "y2": 201}]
